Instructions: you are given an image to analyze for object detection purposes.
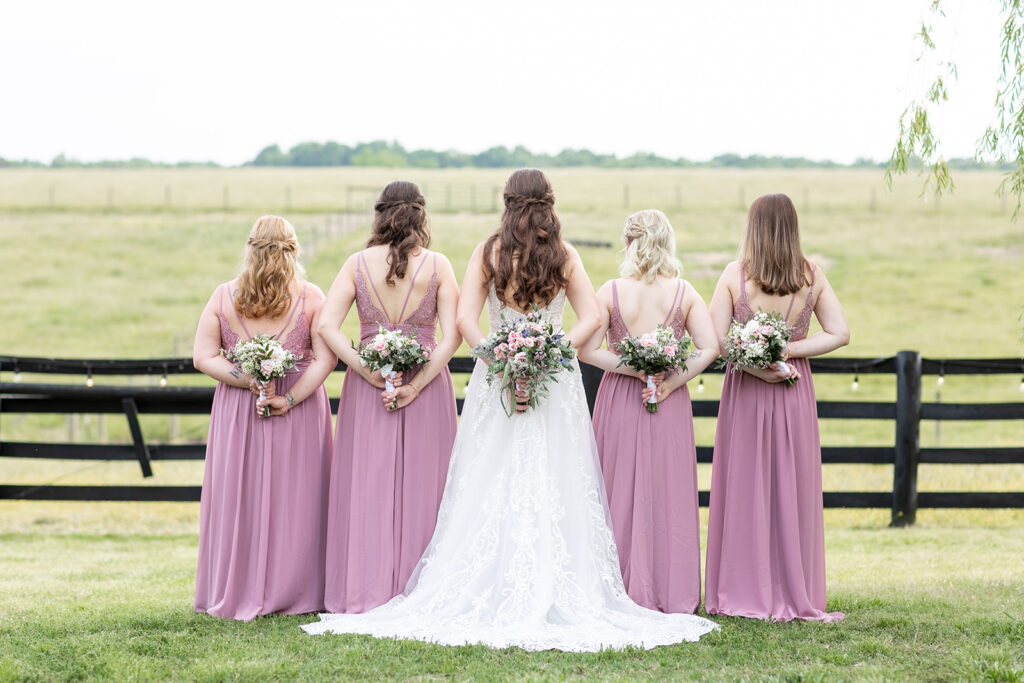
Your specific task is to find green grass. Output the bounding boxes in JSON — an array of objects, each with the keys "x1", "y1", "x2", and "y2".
[{"x1": 0, "y1": 520, "x2": 1021, "y2": 681}]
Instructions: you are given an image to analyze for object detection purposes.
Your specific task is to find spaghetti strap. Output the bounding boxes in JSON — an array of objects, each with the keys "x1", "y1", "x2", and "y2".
[
  {"x1": 217, "y1": 283, "x2": 228, "y2": 317},
  {"x1": 272, "y1": 283, "x2": 302, "y2": 339},
  {"x1": 784, "y1": 292, "x2": 798, "y2": 319},
  {"x1": 611, "y1": 280, "x2": 620, "y2": 312},
  {"x1": 398, "y1": 252, "x2": 431, "y2": 322},
  {"x1": 663, "y1": 280, "x2": 682, "y2": 325},
  {"x1": 739, "y1": 267, "x2": 749, "y2": 305},
  {"x1": 360, "y1": 252, "x2": 392, "y2": 324}
]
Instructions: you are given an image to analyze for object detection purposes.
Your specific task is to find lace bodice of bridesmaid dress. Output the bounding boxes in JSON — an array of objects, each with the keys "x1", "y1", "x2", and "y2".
[
  {"x1": 734, "y1": 265, "x2": 817, "y2": 341},
  {"x1": 606, "y1": 279, "x2": 686, "y2": 349}
]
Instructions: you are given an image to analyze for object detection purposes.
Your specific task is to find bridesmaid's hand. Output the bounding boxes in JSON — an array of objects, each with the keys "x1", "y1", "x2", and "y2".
[
  {"x1": 257, "y1": 395, "x2": 289, "y2": 417},
  {"x1": 765, "y1": 363, "x2": 800, "y2": 383},
  {"x1": 249, "y1": 377, "x2": 276, "y2": 398},
  {"x1": 383, "y1": 384, "x2": 419, "y2": 411},
  {"x1": 642, "y1": 374, "x2": 683, "y2": 404},
  {"x1": 641, "y1": 371, "x2": 666, "y2": 386},
  {"x1": 365, "y1": 368, "x2": 402, "y2": 389}
]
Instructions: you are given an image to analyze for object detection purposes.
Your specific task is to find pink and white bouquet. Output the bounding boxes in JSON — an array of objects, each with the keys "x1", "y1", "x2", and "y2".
[
  {"x1": 225, "y1": 334, "x2": 300, "y2": 416},
  {"x1": 357, "y1": 326, "x2": 430, "y2": 409},
  {"x1": 615, "y1": 325, "x2": 697, "y2": 413},
  {"x1": 721, "y1": 311, "x2": 796, "y2": 385},
  {"x1": 471, "y1": 308, "x2": 576, "y2": 417}
]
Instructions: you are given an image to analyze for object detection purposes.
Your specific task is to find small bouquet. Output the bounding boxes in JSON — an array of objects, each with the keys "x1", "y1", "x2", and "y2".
[
  {"x1": 615, "y1": 325, "x2": 698, "y2": 413},
  {"x1": 471, "y1": 308, "x2": 576, "y2": 417},
  {"x1": 225, "y1": 334, "x2": 300, "y2": 417},
  {"x1": 720, "y1": 311, "x2": 796, "y2": 385},
  {"x1": 357, "y1": 326, "x2": 430, "y2": 409}
]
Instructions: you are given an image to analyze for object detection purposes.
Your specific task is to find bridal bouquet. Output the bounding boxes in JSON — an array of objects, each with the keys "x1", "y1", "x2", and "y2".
[
  {"x1": 225, "y1": 334, "x2": 300, "y2": 416},
  {"x1": 472, "y1": 308, "x2": 576, "y2": 417},
  {"x1": 615, "y1": 325, "x2": 698, "y2": 413},
  {"x1": 357, "y1": 326, "x2": 430, "y2": 409},
  {"x1": 721, "y1": 311, "x2": 796, "y2": 385}
]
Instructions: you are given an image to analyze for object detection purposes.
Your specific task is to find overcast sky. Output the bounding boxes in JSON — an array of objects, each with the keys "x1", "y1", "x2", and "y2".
[{"x1": 0, "y1": 0, "x2": 1001, "y2": 165}]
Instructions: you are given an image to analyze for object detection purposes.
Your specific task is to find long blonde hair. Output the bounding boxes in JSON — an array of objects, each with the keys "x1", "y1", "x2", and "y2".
[
  {"x1": 739, "y1": 194, "x2": 809, "y2": 296},
  {"x1": 235, "y1": 215, "x2": 304, "y2": 318},
  {"x1": 620, "y1": 209, "x2": 682, "y2": 283}
]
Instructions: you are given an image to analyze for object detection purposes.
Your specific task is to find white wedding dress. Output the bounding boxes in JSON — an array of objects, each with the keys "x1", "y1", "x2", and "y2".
[{"x1": 301, "y1": 287, "x2": 718, "y2": 651}]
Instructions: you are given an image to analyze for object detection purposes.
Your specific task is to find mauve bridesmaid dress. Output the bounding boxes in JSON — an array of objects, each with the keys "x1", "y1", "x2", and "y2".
[
  {"x1": 195, "y1": 283, "x2": 333, "y2": 621},
  {"x1": 704, "y1": 265, "x2": 844, "y2": 622},
  {"x1": 324, "y1": 251, "x2": 457, "y2": 613},
  {"x1": 591, "y1": 279, "x2": 702, "y2": 614}
]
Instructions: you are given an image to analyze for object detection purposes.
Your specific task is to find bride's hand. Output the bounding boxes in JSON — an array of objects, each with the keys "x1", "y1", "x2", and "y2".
[{"x1": 513, "y1": 378, "x2": 530, "y2": 413}]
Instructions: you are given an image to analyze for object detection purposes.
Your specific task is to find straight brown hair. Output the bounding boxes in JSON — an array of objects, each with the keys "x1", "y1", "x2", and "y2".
[
  {"x1": 482, "y1": 168, "x2": 569, "y2": 309},
  {"x1": 739, "y1": 193, "x2": 810, "y2": 296}
]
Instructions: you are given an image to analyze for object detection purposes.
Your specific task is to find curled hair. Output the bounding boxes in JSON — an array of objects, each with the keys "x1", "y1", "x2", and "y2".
[
  {"x1": 482, "y1": 168, "x2": 569, "y2": 309},
  {"x1": 235, "y1": 215, "x2": 304, "y2": 319},
  {"x1": 740, "y1": 193, "x2": 810, "y2": 296},
  {"x1": 620, "y1": 209, "x2": 682, "y2": 283},
  {"x1": 367, "y1": 181, "x2": 430, "y2": 286}
]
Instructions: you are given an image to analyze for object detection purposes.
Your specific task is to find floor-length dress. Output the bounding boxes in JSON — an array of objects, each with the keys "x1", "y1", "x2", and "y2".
[
  {"x1": 704, "y1": 266, "x2": 844, "y2": 622},
  {"x1": 302, "y1": 285, "x2": 718, "y2": 651},
  {"x1": 591, "y1": 279, "x2": 702, "y2": 613},
  {"x1": 324, "y1": 251, "x2": 457, "y2": 613},
  {"x1": 195, "y1": 283, "x2": 333, "y2": 621}
]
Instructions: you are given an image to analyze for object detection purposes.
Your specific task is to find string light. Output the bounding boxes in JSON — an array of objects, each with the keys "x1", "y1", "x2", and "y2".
[
  {"x1": 13, "y1": 365, "x2": 20, "y2": 382},
  {"x1": 1019, "y1": 376, "x2": 1024, "y2": 393},
  {"x1": 86, "y1": 366, "x2": 93, "y2": 388},
  {"x1": 851, "y1": 373, "x2": 859, "y2": 392},
  {"x1": 937, "y1": 371, "x2": 944, "y2": 387},
  {"x1": 697, "y1": 377, "x2": 705, "y2": 393},
  {"x1": 160, "y1": 365, "x2": 168, "y2": 387}
]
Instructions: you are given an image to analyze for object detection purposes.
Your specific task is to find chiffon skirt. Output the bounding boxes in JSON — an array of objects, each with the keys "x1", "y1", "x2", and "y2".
[
  {"x1": 592, "y1": 372, "x2": 701, "y2": 613},
  {"x1": 195, "y1": 368, "x2": 333, "y2": 621},
  {"x1": 704, "y1": 358, "x2": 843, "y2": 622}
]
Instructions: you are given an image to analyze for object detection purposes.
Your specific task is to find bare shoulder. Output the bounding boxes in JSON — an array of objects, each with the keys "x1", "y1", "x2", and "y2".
[
  {"x1": 595, "y1": 279, "x2": 615, "y2": 301},
  {"x1": 304, "y1": 281, "x2": 327, "y2": 302}
]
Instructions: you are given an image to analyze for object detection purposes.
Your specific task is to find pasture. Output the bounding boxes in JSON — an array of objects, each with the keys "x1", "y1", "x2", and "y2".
[{"x1": 0, "y1": 166, "x2": 1022, "y2": 680}]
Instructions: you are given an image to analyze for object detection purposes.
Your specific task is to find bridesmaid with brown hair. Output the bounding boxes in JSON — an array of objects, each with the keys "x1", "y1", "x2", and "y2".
[
  {"x1": 581, "y1": 209, "x2": 718, "y2": 614},
  {"x1": 705, "y1": 193, "x2": 849, "y2": 622},
  {"x1": 318, "y1": 181, "x2": 461, "y2": 613},
  {"x1": 192, "y1": 215, "x2": 335, "y2": 621}
]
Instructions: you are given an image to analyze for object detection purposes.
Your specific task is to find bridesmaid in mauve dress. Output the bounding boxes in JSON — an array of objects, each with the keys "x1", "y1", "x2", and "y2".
[
  {"x1": 581, "y1": 210, "x2": 718, "y2": 614},
  {"x1": 704, "y1": 193, "x2": 850, "y2": 622},
  {"x1": 318, "y1": 181, "x2": 461, "y2": 613},
  {"x1": 192, "y1": 215, "x2": 336, "y2": 621}
]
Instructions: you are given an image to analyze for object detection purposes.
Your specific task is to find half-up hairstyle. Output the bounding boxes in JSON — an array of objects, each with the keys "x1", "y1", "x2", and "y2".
[
  {"x1": 620, "y1": 209, "x2": 682, "y2": 283},
  {"x1": 739, "y1": 193, "x2": 810, "y2": 296},
  {"x1": 482, "y1": 168, "x2": 569, "y2": 309},
  {"x1": 366, "y1": 181, "x2": 430, "y2": 286},
  {"x1": 235, "y1": 215, "x2": 304, "y2": 319}
]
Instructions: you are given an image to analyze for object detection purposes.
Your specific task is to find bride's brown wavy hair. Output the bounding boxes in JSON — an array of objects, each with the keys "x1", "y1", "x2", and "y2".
[
  {"x1": 235, "y1": 215, "x2": 304, "y2": 319},
  {"x1": 366, "y1": 181, "x2": 430, "y2": 286},
  {"x1": 482, "y1": 168, "x2": 569, "y2": 309}
]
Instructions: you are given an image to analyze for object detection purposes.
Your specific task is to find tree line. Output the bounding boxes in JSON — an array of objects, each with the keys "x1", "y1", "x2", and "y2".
[{"x1": 0, "y1": 142, "x2": 1011, "y2": 170}]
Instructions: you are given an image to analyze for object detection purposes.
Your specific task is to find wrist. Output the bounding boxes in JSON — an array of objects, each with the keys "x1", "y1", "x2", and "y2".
[{"x1": 285, "y1": 392, "x2": 296, "y2": 408}]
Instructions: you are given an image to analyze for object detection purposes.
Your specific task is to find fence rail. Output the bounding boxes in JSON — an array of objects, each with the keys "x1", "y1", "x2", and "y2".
[{"x1": 1, "y1": 352, "x2": 1022, "y2": 524}]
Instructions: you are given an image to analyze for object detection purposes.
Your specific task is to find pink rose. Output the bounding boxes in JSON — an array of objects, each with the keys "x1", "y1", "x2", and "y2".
[
  {"x1": 640, "y1": 338, "x2": 655, "y2": 347},
  {"x1": 522, "y1": 336, "x2": 537, "y2": 347},
  {"x1": 494, "y1": 343, "x2": 509, "y2": 359},
  {"x1": 664, "y1": 345, "x2": 677, "y2": 355},
  {"x1": 260, "y1": 359, "x2": 276, "y2": 375},
  {"x1": 508, "y1": 338, "x2": 521, "y2": 351},
  {"x1": 374, "y1": 341, "x2": 386, "y2": 351},
  {"x1": 514, "y1": 352, "x2": 527, "y2": 363}
]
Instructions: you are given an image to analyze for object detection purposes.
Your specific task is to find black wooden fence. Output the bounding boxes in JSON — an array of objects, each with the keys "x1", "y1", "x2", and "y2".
[{"x1": 1, "y1": 352, "x2": 1022, "y2": 526}]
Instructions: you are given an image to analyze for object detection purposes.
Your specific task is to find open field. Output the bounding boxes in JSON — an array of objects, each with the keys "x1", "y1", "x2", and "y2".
[{"x1": 1, "y1": 167, "x2": 1022, "y2": 680}]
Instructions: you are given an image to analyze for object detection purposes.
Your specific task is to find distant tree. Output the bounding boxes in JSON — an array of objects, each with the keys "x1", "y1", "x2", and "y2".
[
  {"x1": 889, "y1": 1, "x2": 1024, "y2": 211},
  {"x1": 350, "y1": 140, "x2": 408, "y2": 167},
  {"x1": 251, "y1": 144, "x2": 289, "y2": 166}
]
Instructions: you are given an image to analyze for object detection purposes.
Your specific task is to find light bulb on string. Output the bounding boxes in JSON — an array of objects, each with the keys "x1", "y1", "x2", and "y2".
[
  {"x1": 851, "y1": 373, "x2": 859, "y2": 392},
  {"x1": 86, "y1": 372, "x2": 94, "y2": 388},
  {"x1": 697, "y1": 377, "x2": 705, "y2": 393},
  {"x1": 160, "y1": 373, "x2": 168, "y2": 387},
  {"x1": 937, "y1": 373, "x2": 944, "y2": 387},
  {"x1": 13, "y1": 368, "x2": 21, "y2": 383},
  {"x1": 1019, "y1": 376, "x2": 1024, "y2": 393}
]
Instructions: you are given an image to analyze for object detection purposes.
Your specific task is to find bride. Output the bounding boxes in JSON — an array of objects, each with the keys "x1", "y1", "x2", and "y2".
[{"x1": 302, "y1": 169, "x2": 718, "y2": 651}]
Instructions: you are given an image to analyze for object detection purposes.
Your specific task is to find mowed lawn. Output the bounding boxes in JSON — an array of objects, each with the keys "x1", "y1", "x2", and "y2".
[{"x1": 0, "y1": 167, "x2": 1022, "y2": 680}]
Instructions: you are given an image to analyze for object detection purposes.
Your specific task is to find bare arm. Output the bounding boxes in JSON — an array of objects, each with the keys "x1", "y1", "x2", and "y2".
[
  {"x1": 562, "y1": 245, "x2": 601, "y2": 350},
  {"x1": 456, "y1": 242, "x2": 490, "y2": 350},
  {"x1": 786, "y1": 271, "x2": 850, "y2": 359},
  {"x1": 409, "y1": 256, "x2": 462, "y2": 394},
  {"x1": 316, "y1": 255, "x2": 385, "y2": 386},
  {"x1": 192, "y1": 286, "x2": 252, "y2": 389},
  {"x1": 577, "y1": 282, "x2": 641, "y2": 377}
]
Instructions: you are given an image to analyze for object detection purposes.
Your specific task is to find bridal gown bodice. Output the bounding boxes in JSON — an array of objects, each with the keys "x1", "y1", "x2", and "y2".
[{"x1": 302, "y1": 286, "x2": 718, "y2": 651}]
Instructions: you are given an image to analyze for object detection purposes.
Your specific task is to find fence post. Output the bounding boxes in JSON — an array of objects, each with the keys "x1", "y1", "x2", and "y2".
[
  {"x1": 891, "y1": 350, "x2": 921, "y2": 526},
  {"x1": 578, "y1": 361, "x2": 604, "y2": 415}
]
